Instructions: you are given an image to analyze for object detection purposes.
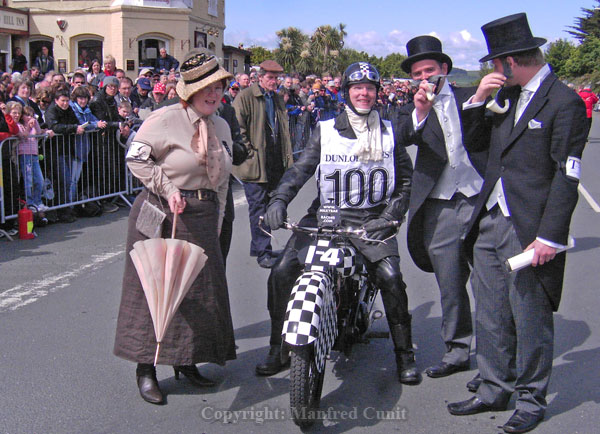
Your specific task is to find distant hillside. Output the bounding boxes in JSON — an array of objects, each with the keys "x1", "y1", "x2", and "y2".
[{"x1": 449, "y1": 68, "x2": 480, "y2": 86}]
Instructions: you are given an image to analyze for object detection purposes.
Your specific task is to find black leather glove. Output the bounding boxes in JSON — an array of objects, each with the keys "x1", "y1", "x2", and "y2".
[
  {"x1": 232, "y1": 142, "x2": 249, "y2": 165},
  {"x1": 362, "y1": 217, "x2": 398, "y2": 241},
  {"x1": 263, "y1": 200, "x2": 287, "y2": 230}
]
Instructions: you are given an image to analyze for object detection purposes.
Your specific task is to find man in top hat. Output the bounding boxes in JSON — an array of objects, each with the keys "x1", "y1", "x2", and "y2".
[
  {"x1": 447, "y1": 13, "x2": 588, "y2": 433},
  {"x1": 232, "y1": 60, "x2": 294, "y2": 268},
  {"x1": 396, "y1": 35, "x2": 487, "y2": 380}
]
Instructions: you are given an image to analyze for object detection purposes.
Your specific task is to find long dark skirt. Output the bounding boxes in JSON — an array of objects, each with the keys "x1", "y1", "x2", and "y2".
[{"x1": 113, "y1": 190, "x2": 236, "y2": 366}]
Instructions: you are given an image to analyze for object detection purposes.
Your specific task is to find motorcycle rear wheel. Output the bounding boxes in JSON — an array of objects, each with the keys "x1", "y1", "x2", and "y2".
[{"x1": 289, "y1": 344, "x2": 325, "y2": 428}]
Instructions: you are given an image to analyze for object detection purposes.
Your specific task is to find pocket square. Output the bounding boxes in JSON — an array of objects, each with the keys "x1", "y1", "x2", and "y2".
[{"x1": 528, "y1": 119, "x2": 542, "y2": 129}]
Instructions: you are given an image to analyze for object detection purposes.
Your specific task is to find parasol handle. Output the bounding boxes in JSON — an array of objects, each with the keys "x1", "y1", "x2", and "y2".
[
  {"x1": 171, "y1": 210, "x2": 178, "y2": 239},
  {"x1": 154, "y1": 342, "x2": 161, "y2": 366}
]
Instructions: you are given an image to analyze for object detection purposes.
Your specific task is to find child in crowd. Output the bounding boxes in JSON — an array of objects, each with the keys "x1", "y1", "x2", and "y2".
[
  {"x1": 7, "y1": 101, "x2": 46, "y2": 211},
  {"x1": 69, "y1": 85, "x2": 107, "y2": 202},
  {"x1": 45, "y1": 88, "x2": 85, "y2": 222},
  {"x1": 116, "y1": 100, "x2": 141, "y2": 148}
]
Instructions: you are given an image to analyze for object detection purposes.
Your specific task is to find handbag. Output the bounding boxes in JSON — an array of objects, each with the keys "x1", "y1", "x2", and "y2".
[{"x1": 136, "y1": 191, "x2": 167, "y2": 238}]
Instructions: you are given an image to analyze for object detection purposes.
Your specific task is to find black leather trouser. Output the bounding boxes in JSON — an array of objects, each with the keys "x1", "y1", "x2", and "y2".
[{"x1": 267, "y1": 234, "x2": 410, "y2": 346}]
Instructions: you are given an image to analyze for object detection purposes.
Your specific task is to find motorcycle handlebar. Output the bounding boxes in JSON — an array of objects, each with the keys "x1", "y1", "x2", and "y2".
[
  {"x1": 258, "y1": 216, "x2": 401, "y2": 243},
  {"x1": 282, "y1": 219, "x2": 401, "y2": 243}
]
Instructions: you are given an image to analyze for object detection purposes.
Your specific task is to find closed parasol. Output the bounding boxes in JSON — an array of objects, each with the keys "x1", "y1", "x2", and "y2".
[{"x1": 129, "y1": 213, "x2": 207, "y2": 365}]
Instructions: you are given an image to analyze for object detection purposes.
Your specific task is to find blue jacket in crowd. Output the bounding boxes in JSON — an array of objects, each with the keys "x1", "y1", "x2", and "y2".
[{"x1": 70, "y1": 101, "x2": 102, "y2": 161}]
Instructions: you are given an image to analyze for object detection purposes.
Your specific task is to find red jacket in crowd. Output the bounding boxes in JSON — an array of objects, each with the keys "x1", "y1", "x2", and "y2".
[{"x1": 578, "y1": 88, "x2": 598, "y2": 119}]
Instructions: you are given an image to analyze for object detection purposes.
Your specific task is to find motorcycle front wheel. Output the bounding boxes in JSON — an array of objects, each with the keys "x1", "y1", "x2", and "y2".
[{"x1": 289, "y1": 344, "x2": 325, "y2": 428}]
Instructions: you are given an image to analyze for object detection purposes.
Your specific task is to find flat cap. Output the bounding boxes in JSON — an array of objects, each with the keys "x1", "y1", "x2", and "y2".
[{"x1": 259, "y1": 60, "x2": 284, "y2": 73}]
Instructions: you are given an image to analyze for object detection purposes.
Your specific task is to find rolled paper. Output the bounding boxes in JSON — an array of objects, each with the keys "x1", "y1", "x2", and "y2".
[
  {"x1": 506, "y1": 236, "x2": 575, "y2": 272},
  {"x1": 486, "y1": 98, "x2": 510, "y2": 114}
]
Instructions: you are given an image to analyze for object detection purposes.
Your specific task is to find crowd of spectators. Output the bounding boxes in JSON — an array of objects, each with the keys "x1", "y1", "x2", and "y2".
[
  {"x1": 223, "y1": 70, "x2": 419, "y2": 159},
  {"x1": 1, "y1": 49, "x2": 421, "y2": 238},
  {"x1": 0, "y1": 50, "x2": 181, "y2": 236}
]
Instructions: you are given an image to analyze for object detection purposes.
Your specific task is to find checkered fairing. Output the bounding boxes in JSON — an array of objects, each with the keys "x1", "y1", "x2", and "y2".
[{"x1": 282, "y1": 271, "x2": 338, "y2": 372}]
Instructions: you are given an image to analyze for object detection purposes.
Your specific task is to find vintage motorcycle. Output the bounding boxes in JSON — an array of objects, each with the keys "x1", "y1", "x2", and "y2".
[{"x1": 273, "y1": 204, "x2": 400, "y2": 428}]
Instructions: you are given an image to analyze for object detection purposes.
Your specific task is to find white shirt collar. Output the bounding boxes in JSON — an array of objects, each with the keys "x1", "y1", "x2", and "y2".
[
  {"x1": 521, "y1": 63, "x2": 551, "y2": 94},
  {"x1": 438, "y1": 79, "x2": 452, "y2": 97}
]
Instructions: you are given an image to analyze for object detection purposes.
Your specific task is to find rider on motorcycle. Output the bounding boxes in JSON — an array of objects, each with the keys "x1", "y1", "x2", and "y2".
[{"x1": 258, "y1": 61, "x2": 421, "y2": 385}]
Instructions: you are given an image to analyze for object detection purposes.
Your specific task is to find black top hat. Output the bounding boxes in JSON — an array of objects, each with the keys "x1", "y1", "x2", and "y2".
[
  {"x1": 479, "y1": 13, "x2": 547, "y2": 62},
  {"x1": 401, "y1": 35, "x2": 453, "y2": 74}
]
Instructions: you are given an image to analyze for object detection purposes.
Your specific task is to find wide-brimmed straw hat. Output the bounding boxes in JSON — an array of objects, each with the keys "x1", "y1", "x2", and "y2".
[{"x1": 176, "y1": 52, "x2": 233, "y2": 101}]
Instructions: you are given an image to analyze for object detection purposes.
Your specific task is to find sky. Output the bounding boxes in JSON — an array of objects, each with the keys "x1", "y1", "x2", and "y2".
[{"x1": 224, "y1": 0, "x2": 593, "y2": 71}]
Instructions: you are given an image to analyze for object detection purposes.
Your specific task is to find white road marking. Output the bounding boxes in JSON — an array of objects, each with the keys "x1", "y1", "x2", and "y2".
[
  {"x1": 578, "y1": 183, "x2": 600, "y2": 213},
  {"x1": 0, "y1": 248, "x2": 124, "y2": 312}
]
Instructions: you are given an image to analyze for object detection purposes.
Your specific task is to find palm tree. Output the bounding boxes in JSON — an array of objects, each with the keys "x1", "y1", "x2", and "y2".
[
  {"x1": 338, "y1": 23, "x2": 347, "y2": 48},
  {"x1": 311, "y1": 24, "x2": 345, "y2": 75},
  {"x1": 274, "y1": 27, "x2": 308, "y2": 73}
]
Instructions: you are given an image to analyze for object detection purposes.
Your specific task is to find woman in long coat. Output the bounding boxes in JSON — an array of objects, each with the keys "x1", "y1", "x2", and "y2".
[{"x1": 114, "y1": 52, "x2": 236, "y2": 405}]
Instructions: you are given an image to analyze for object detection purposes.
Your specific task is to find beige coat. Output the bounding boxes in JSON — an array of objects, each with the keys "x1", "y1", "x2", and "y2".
[{"x1": 232, "y1": 83, "x2": 294, "y2": 182}]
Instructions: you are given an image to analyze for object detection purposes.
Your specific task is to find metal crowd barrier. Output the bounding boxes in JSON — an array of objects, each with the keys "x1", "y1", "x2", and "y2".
[{"x1": 1, "y1": 128, "x2": 132, "y2": 226}]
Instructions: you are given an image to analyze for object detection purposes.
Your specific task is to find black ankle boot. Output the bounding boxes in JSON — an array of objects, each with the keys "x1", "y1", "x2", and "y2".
[
  {"x1": 390, "y1": 317, "x2": 422, "y2": 385},
  {"x1": 173, "y1": 365, "x2": 216, "y2": 387},
  {"x1": 136, "y1": 363, "x2": 164, "y2": 404},
  {"x1": 255, "y1": 345, "x2": 289, "y2": 376}
]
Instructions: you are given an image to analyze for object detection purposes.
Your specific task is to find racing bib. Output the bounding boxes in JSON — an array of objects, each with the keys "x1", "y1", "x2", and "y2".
[{"x1": 318, "y1": 118, "x2": 396, "y2": 209}]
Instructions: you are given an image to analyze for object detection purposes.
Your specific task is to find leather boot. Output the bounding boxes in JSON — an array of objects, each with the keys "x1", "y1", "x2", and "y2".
[
  {"x1": 173, "y1": 365, "x2": 216, "y2": 387},
  {"x1": 136, "y1": 363, "x2": 164, "y2": 404},
  {"x1": 390, "y1": 317, "x2": 422, "y2": 385},
  {"x1": 255, "y1": 345, "x2": 290, "y2": 376}
]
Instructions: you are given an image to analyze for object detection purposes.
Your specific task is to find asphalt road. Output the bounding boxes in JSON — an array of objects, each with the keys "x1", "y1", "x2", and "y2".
[{"x1": 1, "y1": 116, "x2": 600, "y2": 434}]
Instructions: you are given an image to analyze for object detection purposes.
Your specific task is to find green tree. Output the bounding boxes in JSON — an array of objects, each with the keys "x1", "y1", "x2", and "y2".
[
  {"x1": 337, "y1": 48, "x2": 382, "y2": 75},
  {"x1": 248, "y1": 45, "x2": 273, "y2": 66},
  {"x1": 469, "y1": 61, "x2": 494, "y2": 86},
  {"x1": 545, "y1": 39, "x2": 576, "y2": 78},
  {"x1": 378, "y1": 53, "x2": 409, "y2": 78},
  {"x1": 478, "y1": 61, "x2": 493, "y2": 78},
  {"x1": 563, "y1": 36, "x2": 600, "y2": 77},
  {"x1": 567, "y1": 1, "x2": 600, "y2": 42}
]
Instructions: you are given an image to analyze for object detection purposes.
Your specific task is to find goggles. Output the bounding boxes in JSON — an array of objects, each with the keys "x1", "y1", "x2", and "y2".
[{"x1": 348, "y1": 69, "x2": 379, "y2": 82}]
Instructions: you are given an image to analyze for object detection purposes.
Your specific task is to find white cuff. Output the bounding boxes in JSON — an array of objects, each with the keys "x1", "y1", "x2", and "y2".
[
  {"x1": 536, "y1": 237, "x2": 566, "y2": 250},
  {"x1": 463, "y1": 96, "x2": 485, "y2": 109},
  {"x1": 412, "y1": 109, "x2": 427, "y2": 131}
]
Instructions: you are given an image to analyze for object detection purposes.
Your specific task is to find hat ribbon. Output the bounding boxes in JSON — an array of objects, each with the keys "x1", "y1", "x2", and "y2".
[{"x1": 183, "y1": 64, "x2": 220, "y2": 85}]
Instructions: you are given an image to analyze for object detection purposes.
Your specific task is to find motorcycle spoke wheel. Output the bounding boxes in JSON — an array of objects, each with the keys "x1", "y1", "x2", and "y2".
[{"x1": 290, "y1": 344, "x2": 325, "y2": 428}]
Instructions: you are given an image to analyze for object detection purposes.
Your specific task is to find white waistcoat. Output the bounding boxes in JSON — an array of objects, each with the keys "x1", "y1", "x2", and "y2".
[{"x1": 317, "y1": 118, "x2": 395, "y2": 209}]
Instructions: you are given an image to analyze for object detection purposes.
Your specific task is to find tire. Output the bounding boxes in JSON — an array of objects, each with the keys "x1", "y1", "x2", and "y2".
[{"x1": 289, "y1": 344, "x2": 325, "y2": 428}]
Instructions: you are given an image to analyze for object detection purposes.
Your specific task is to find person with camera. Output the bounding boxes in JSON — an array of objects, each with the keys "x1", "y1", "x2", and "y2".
[{"x1": 257, "y1": 62, "x2": 421, "y2": 385}]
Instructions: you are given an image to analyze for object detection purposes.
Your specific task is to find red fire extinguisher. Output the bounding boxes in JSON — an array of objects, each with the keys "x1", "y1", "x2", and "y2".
[{"x1": 18, "y1": 200, "x2": 35, "y2": 240}]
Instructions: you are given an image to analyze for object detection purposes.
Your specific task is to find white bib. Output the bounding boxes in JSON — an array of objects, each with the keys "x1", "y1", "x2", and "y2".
[{"x1": 317, "y1": 118, "x2": 396, "y2": 209}]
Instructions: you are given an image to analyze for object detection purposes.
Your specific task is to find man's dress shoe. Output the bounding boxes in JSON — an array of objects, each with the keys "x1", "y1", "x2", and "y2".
[
  {"x1": 257, "y1": 255, "x2": 278, "y2": 269},
  {"x1": 425, "y1": 361, "x2": 469, "y2": 378},
  {"x1": 467, "y1": 373, "x2": 482, "y2": 392},
  {"x1": 502, "y1": 410, "x2": 543, "y2": 433},
  {"x1": 447, "y1": 396, "x2": 505, "y2": 416}
]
